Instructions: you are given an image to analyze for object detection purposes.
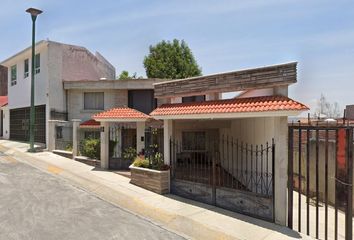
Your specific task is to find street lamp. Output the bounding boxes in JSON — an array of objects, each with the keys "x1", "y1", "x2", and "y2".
[{"x1": 26, "y1": 8, "x2": 43, "y2": 152}]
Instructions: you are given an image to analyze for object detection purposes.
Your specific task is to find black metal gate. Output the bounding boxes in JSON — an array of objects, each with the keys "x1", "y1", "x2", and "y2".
[
  {"x1": 9, "y1": 105, "x2": 46, "y2": 143},
  {"x1": 170, "y1": 135, "x2": 275, "y2": 221},
  {"x1": 288, "y1": 124, "x2": 353, "y2": 240}
]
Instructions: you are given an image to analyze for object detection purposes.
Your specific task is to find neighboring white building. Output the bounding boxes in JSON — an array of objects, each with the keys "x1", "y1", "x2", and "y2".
[{"x1": 0, "y1": 40, "x2": 115, "y2": 145}]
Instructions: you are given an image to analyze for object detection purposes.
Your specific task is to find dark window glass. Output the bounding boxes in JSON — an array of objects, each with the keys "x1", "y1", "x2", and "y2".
[
  {"x1": 24, "y1": 59, "x2": 29, "y2": 78},
  {"x1": 182, "y1": 131, "x2": 206, "y2": 151},
  {"x1": 182, "y1": 95, "x2": 205, "y2": 103},
  {"x1": 10, "y1": 65, "x2": 17, "y2": 86},
  {"x1": 84, "y1": 92, "x2": 104, "y2": 110},
  {"x1": 128, "y1": 90, "x2": 155, "y2": 114},
  {"x1": 35, "y1": 54, "x2": 40, "y2": 74}
]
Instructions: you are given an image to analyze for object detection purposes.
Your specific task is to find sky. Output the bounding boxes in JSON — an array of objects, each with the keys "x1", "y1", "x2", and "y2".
[{"x1": 0, "y1": 0, "x2": 353, "y2": 114}]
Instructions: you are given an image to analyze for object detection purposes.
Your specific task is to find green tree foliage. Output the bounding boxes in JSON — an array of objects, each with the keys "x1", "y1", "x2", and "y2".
[
  {"x1": 143, "y1": 39, "x2": 202, "y2": 79},
  {"x1": 117, "y1": 70, "x2": 140, "y2": 80}
]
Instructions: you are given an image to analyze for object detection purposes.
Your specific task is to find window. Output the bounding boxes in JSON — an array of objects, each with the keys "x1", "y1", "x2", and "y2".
[
  {"x1": 24, "y1": 59, "x2": 29, "y2": 78},
  {"x1": 84, "y1": 92, "x2": 104, "y2": 110},
  {"x1": 84, "y1": 131, "x2": 100, "y2": 139},
  {"x1": 10, "y1": 65, "x2": 17, "y2": 86},
  {"x1": 182, "y1": 131, "x2": 206, "y2": 151},
  {"x1": 182, "y1": 95, "x2": 205, "y2": 103},
  {"x1": 128, "y1": 90, "x2": 156, "y2": 114},
  {"x1": 35, "y1": 54, "x2": 40, "y2": 74}
]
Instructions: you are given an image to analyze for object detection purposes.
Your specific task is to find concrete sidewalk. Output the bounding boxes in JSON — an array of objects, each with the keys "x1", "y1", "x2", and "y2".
[{"x1": 0, "y1": 140, "x2": 312, "y2": 240}]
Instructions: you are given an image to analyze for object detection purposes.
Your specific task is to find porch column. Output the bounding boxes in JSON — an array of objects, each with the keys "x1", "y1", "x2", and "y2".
[
  {"x1": 72, "y1": 119, "x2": 81, "y2": 159},
  {"x1": 274, "y1": 116, "x2": 288, "y2": 225},
  {"x1": 136, "y1": 122, "x2": 145, "y2": 154},
  {"x1": 47, "y1": 120, "x2": 59, "y2": 151},
  {"x1": 163, "y1": 119, "x2": 173, "y2": 165},
  {"x1": 100, "y1": 121, "x2": 109, "y2": 169}
]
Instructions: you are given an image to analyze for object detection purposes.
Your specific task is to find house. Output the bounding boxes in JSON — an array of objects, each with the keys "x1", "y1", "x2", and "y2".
[
  {"x1": 0, "y1": 40, "x2": 115, "y2": 144},
  {"x1": 93, "y1": 62, "x2": 308, "y2": 225},
  {"x1": 63, "y1": 78, "x2": 164, "y2": 168}
]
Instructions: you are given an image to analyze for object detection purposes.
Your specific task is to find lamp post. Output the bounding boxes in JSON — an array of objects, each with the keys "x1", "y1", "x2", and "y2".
[{"x1": 26, "y1": 8, "x2": 43, "y2": 152}]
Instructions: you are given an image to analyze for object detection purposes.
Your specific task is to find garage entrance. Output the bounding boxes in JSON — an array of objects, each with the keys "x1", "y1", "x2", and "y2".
[
  {"x1": 10, "y1": 105, "x2": 46, "y2": 143},
  {"x1": 170, "y1": 135, "x2": 275, "y2": 221}
]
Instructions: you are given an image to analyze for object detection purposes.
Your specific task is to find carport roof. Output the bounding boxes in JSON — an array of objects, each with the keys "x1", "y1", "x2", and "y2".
[
  {"x1": 150, "y1": 95, "x2": 309, "y2": 120},
  {"x1": 93, "y1": 107, "x2": 150, "y2": 122}
]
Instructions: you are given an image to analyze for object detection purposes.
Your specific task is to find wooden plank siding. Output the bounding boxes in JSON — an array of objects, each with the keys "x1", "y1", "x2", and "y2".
[{"x1": 154, "y1": 62, "x2": 297, "y2": 98}]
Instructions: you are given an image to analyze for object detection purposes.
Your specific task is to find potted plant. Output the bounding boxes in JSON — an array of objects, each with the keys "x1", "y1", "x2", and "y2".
[{"x1": 129, "y1": 152, "x2": 170, "y2": 194}]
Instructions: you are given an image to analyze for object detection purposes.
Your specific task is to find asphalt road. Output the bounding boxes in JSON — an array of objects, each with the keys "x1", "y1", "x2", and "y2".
[{"x1": 0, "y1": 152, "x2": 185, "y2": 240}]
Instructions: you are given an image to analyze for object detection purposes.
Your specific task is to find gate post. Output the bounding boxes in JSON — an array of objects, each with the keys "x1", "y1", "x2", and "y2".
[
  {"x1": 274, "y1": 116, "x2": 288, "y2": 226},
  {"x1": 100, "y1": 122, "x2": 109, "y2": 169},
  {"x1": 47, "y1": 120, "x2": 59, "y2": 151},
  {"x1": 345, "y1": 128, "x2": 353, "y2": 240},
  {"x1": 72, "y1": 119, "x2": 81, "y2": 159},
  {"x1": 287, "y1": 128, "x2": 294, "y2": 228}
]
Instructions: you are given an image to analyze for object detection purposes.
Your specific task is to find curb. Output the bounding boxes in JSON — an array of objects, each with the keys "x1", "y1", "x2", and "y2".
[{"x1": 0, "y1": 144, "x2": 238, "y2": 240}]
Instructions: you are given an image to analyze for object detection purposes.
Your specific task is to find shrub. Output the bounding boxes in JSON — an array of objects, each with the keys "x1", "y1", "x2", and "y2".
[
  {"x1": 123, "y1": 147, "x2": 137, "y2": 162},
  {"x1": 65, "y1": 143, "x2": 73, "y2": 152},
  {"x1": 133, "y1": 157, "x2": 150, "y2": 168},
  {"x1": 80, "y1": 138, "x2": 100, "y2": 159},
  {"x1": 149, "y1": 152, "x2": 164, "y2": 170}
]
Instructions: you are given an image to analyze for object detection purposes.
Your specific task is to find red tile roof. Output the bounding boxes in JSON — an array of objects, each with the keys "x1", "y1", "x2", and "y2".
[
  {"x1": 80, "y1": 119, "x2": 100, "y2": 128},
  {"x1": 0, "y1": 96, "x2": 8, "y2": 107},
  {"x1": 150, "y1": 96, "x2": 309, "y2": 117},
  {"x1": 93, "y1": 107, "x2": 150, "y2": 121}
]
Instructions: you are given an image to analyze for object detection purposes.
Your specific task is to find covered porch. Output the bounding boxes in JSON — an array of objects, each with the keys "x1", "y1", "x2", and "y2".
[
  {"x1": 93, "y1": 107, "x2": 163, "y2": 170},
  {"x1": 151, "y1": 95, "x2": 309, "y2": 223}
]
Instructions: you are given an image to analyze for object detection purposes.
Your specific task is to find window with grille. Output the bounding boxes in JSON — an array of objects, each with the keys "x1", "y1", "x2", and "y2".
[
  {"x1": 24, "y1": 59, "x2": 29, "y2": 78},
  {"x1": 11, "y1": 65, "x2": 17, "y2": 86},
  {"x1": 35, "y1": 54, "x2": 40, "y2": 74},
  {"x1": 84, "y1": 92, "x2": 104, "y2": 110}
]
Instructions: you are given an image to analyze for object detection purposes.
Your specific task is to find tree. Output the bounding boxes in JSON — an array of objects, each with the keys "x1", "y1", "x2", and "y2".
[
  {"x1": 117, "y1": 70, "x2": 140, "y2": 80},
  {"x1": 313, "y1": 93, "x2": 341, "y2": 119},
  {"x1": 143, "y1": 39, "x2": 202, "y2": 79}
]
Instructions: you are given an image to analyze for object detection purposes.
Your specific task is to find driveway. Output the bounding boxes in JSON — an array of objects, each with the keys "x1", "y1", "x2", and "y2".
[{"x1": 0, "y1": 152, "x2": 185, "y2": 240}]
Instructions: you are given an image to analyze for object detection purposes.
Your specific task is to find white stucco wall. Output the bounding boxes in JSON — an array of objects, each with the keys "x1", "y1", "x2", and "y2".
[{"x1": 5, "y1": 43, "x2": 49, "y2": 109}]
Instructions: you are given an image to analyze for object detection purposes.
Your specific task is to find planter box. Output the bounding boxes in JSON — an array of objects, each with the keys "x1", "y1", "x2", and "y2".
[
  {"x1": 75, "y1": 156, "x2": 100, "y2": 167},
  {"x1": 129, "y1": 165, "x2": 170, "y2": 194},
  {"x1": 53, "y1": 150, "x2": 73, "y2": 159}
]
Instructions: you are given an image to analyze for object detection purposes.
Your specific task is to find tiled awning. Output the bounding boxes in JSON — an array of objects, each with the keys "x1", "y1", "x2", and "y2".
[
  {"x1": 80, "y1": 119, "x2": 100, "y2": 128},
  {"x1": 150, "y1": 95, "x2": 309, "y2": 120},
  {"x1": 93, "y1": 107, "x2": 150, "y2": 122}
]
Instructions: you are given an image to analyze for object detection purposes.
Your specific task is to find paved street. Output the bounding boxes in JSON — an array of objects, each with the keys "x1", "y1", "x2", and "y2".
[{"x1": 0, "y1": 152, "x2": 185, "y2": 240}]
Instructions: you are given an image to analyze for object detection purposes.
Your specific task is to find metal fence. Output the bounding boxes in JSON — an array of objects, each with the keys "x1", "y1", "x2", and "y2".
[
  {"x1": 288, "y1": 124, "x2": 353, "y2": 240},
  {"x1": 170, "y1": 135, "x2": 275, "y2": 221}
]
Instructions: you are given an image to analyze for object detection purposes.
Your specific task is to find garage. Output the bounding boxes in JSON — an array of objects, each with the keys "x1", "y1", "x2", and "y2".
[{"x1": 10, "y1": 105, "x2": 46, "y2": 144}]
